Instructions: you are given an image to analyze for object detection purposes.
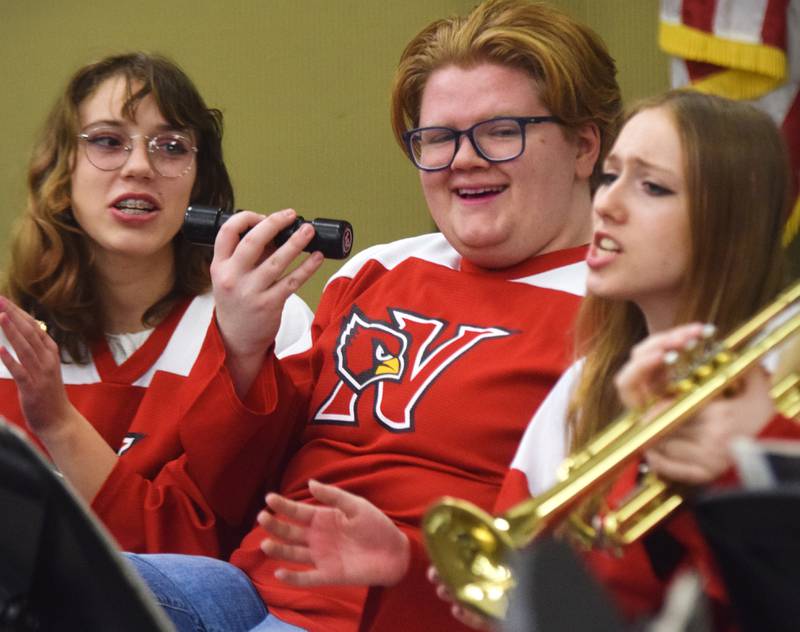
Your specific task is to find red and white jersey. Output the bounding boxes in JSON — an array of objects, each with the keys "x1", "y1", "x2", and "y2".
[
  {"x1": 0, "y1": 292, "x2": 313, "y2": 557},
  {"x1": 179, "y1": 233, "x2": 588, "y2": 631},
  {"x1": 496, "y1": 354, "x2": 800, "y2": 626},
  {"x1": 495, "y1": 359, "x2": 582, "y2": 511}
]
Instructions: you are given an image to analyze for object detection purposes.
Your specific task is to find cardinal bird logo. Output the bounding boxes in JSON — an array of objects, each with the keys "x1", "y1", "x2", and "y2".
[
  {"x1": 314, "y1": 306, "x2": 511, "y2": 431},
  {"x1": 335, "y1": 310, "x2": 409, "y2": 391}
]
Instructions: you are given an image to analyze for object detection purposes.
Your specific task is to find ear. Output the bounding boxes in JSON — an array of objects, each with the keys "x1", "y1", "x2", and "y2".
[{"x1": 574, "y1": 122, "x2": 601, "y2": 181}]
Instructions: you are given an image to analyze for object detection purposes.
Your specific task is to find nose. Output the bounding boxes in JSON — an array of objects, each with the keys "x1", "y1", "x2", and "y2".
[
  {"x1": 119, "y1": 137, "x2": 155, "y2": 179},
  {"x1": 449, "y1": 133, "x2": 490, "y2": 171},
  {"x1": 593, "y1": 177, "x2": 626, "y2": 223}
]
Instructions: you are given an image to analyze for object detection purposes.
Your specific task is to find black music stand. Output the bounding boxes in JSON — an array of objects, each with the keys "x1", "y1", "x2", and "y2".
[
  {"x1": 503, "y1": 537, "x2": 626, "y2": 632},
  {"x1": 0, "y1": 418, "x2": 175, "y2": 631},
  {"x1": 693, "y1": 480, "x2": 800, "y2": 631}
]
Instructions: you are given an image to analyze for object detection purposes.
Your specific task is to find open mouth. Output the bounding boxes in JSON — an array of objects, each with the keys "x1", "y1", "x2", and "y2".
[
  {"x1": 596, "y1": 235, "x2": 621, "y2": 253},
  {"x1": 114, "y1": 198, "x2": 157, "y2": 215},
  {"x1": 456, "y1": 185, "x2": 507, "y2": 199}
]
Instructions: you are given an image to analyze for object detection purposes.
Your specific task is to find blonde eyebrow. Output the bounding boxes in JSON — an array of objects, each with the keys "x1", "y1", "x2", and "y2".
[{"x1": 604, "y1": 154, "x2": 677, "y2": 178}]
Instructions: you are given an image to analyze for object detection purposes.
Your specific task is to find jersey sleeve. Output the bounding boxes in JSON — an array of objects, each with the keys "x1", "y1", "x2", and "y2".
[
  {"x1": 91, "y1": 281, "x2": 349, "y2": 556},
  {"x1": 274, "y1": 293, "x2": 314, "y2": 359},
  {"x1": 494, "y1": 360, "x2": 582, "y2": 513},
  {"x1": 90, "y1": 320, "x2": 308, "y2": 555}
]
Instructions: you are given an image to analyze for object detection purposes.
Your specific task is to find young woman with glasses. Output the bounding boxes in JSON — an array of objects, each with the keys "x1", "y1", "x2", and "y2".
[
  {"x1": 0, "y1": 52, "x2": 313, "y2": 558},
  {"x1": 260, "y1": 92, "x2": 798, "y2": 632},
  {"x1": 104, "y1": 1, "x2": 625, "y2": 630}
]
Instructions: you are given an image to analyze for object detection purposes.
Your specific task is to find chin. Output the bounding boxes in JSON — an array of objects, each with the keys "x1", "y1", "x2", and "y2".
[{"x1": 459, "y1": 245, "x2": 525, "y2": 270}]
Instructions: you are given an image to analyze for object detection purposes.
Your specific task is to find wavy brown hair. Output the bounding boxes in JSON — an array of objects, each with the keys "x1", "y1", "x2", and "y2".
[
  {"x1": 2, "y1": 52, "x2": 234, "y2": 362},
  {"x1": 390, "y1": 0, "x2": 622, "y2": 191},
  {"x1": 567, "y1": 91, "x2": 790, "y2": 450}
]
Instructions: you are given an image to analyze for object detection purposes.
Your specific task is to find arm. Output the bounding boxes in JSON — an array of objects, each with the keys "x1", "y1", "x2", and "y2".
[
  {"x1": 0, "y1": 296, "x2": 116, "y2": 501},
  {"x1": 210, "y1": 209, "x2": 324, "y2": 396}
]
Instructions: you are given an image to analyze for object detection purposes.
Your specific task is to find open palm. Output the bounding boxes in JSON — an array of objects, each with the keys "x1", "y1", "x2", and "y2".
[{"x1": 258, "y1": 479, "x2": 409, "y2": 587}]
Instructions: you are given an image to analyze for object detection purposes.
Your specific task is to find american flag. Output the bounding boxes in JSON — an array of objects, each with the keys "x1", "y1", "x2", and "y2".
[{"x1": 659, "y1": 0, "x2": 800, "y2": 244}]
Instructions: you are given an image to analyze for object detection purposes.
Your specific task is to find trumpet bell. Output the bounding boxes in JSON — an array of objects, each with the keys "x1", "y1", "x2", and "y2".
[{"x1": 422, "y1": 497, "x2": 516, "y2": 620}]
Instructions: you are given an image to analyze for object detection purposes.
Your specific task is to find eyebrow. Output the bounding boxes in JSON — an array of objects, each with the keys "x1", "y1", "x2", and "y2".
[
  {"x1": 81, "y1": 119, "x2": 191, "y2": 134},
  {"x1": 604, "y1": 155, "x2": 676, "y2": 177}
]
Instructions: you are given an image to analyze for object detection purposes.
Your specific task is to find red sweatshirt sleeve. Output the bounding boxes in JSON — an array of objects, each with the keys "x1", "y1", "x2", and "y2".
[{"x1": 91, "y1": 319, "x2": 309, "y2": 556}]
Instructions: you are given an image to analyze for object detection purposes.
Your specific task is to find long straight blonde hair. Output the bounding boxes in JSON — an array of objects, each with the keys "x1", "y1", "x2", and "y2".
[{"x1": 568, "y1": 90, "x2": 790, "y2": 449}]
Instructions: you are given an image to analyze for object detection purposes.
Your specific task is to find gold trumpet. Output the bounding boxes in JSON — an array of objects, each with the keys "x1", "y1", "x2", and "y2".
[{"x1": 423, "y1": 279, "x2": 800, "y2": 621}]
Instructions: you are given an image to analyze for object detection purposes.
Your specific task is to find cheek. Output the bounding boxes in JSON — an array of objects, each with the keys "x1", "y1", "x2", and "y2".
[
  {"x1": 420, "y1": 173, "x2": 448, "y2": 210},
  {"x1": 165, "y1": 175, "x2": 196, "y2": 209},
  {"x1": 69, "y1": 163, "x2": 99, "y2": 209}
]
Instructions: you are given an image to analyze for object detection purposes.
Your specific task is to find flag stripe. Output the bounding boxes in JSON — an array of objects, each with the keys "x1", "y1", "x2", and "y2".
[{"x1": 659, "y1": 0, "x2": 800, "y2": 242}]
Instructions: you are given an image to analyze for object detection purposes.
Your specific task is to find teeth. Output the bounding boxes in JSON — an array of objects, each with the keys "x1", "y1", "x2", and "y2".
[
  {"x1": 598, "y1": 236, "x2": 620, "y2": 252},
  {"x1": 457, "y1": 186, "x2": 505, "y2": 196},
  {"x1": 116, "y1": 198, "x2": 155, "y2": 212}
]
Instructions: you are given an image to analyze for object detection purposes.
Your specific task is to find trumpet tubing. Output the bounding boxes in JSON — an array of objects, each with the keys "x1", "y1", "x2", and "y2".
[{"x1": 423, "y1": 279, "x2": 800, "y2": 621}]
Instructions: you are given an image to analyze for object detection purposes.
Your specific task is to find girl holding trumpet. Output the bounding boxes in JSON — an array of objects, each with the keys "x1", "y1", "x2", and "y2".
[{"x1": 258, "y1": 90, "x2": 800, "y2": 631}]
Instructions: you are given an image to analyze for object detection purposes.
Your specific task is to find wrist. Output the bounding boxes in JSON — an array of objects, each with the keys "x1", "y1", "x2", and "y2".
[
  {"x1": 33, "y1": 403, "x2": 82, "y2": 448},
  {"x1": 385, "y1": 531, "x2": 411, "y2": 586}
]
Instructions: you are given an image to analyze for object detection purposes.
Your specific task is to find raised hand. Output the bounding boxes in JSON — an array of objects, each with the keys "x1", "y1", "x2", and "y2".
[
  {"x1": 258, "y1": 479, "x2": 409, "y2": 587},
  {"x1": 0, "y1": 296, "x2": 116, "y2": 498},
  {"x1": 0, "y1": 296, "x2": 73, "y2": 436},
  {"x1": 211, "y1": 209, "x2": 324, "y2": 396}
]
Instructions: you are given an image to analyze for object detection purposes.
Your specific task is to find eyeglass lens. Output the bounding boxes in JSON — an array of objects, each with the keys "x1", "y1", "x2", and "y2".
[
  {"x1": 409, "y1": 118, "x2": 524, "y2": 170},
  {"x1": 80, "y1": 128, "x2": 196, "y2": 177}
]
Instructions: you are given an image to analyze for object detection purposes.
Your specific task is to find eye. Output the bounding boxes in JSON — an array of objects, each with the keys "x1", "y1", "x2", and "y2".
[
  {"x1": 482, "y1": 120, "x2": 519, "y2": 138},
  {"x1": 85, "y1": 130, "x2": 126, "y2": 151},
  {"x1": 597, "y1": 171, "x2": 617, "y2": 187},
  {"x1": 420, "y1": 128, "x2": 455, "y2": 145},
  {"x1": 643, "y1": 181, "x2": 673, "y2": 196},
  {"x1": 153, "y1": 134, "x2": 193, "y2": 157}
]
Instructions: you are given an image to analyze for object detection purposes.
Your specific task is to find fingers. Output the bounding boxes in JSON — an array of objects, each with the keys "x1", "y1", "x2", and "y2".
[
  {"x1": 258, "y1": 503, "x2": 314, "y2": 566},
  {"x1": 427, "y1": 565, "x2": 458, "y2": 609},
  {"x1": 213, "y1": 209, "x2": 289, "y2": 263},
  {"x1": 0, "y1": 298, "x2": 56, "y2": 379},
  {"x1": 214, "y1": 208, "x2": 319, "y2": 280},
  {"x1": 0, "y1": 345, "x2": 22, "y2": 380},
  {"x1": 211, "y1": 210, "x2": 324, "y2": 310},
  {"x1": 615, "y1": 322, "x2": 706, "y2": 410},
  {"x1": 260, "y1": 536, "x2": 313, "y2": 566},
  {"x1": 265, "y1": 492, "x2": 317, "y2": 524},
  {"x1": 274, "y1": 567, "x2": 330, "y2": 587},
  {"x1": 258, "y1": 507, "x2": 306, "y2": 539},
  {"x1": 645, "y1": 448, "x2": 716, "y2": 486},
  {"x1": 264, "y1": 246, "x2": 325, "y2": 307},
  {"x1": 307, "y1": 479, "x2": 366, "y2": 519},
  {"x1": 451, "y1": 603, "x2": 494, "y2": 630}
]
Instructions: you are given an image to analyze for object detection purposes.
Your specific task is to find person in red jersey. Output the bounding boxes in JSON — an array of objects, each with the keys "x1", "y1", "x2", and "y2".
[
  {"x1": 0, "y1": 52, "x2": 313, "y2": 559},
  {"x1": 119, "y1": 1, "x2": 623, "y2": 630},
  {"x1": 264, "y1": 91, "x2": 797, "y2": 632}
]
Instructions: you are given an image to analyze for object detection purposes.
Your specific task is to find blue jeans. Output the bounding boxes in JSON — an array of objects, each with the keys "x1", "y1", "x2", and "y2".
[{"x1": 125, "y1": 553, "x2": 306, "y2": 632}]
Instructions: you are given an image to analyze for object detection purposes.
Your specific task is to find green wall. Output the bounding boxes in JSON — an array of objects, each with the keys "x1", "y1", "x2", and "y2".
[{"x1": 0, "y1": 1, "x2": 668, "y2": 308}]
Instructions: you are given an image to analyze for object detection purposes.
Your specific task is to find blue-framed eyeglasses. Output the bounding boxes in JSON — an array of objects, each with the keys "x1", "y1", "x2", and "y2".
[{"x1": 402, "y1": 115, "x2": 561, "y2": 172}]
